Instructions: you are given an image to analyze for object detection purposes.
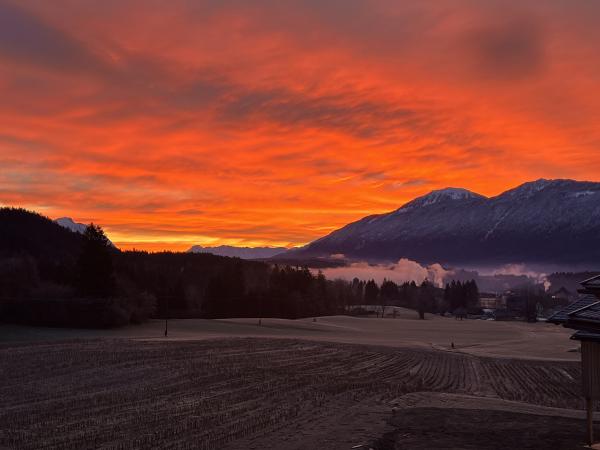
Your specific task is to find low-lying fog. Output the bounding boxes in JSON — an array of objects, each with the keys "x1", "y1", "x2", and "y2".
[{"x1": 316, "y1": 259, "x2": 561, "y2": 292}]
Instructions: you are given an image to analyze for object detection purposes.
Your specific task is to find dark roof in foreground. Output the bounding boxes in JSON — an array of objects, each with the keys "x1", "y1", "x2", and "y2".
[
  {"x1": 572, "y1": 330, "x2": 600, "y2": 342},
  {"x1": 570, "y1": 301, "x2": 600, "y2": 322},
  {"x1": 581, "y1": 275, "x2": 600, "y2": 290},
  {"x1": 565, "y1": 301, "x2": 600, "y2": 335},
  {"x1": 547, "y1": 294, "x2": 600, "y2": 324}
]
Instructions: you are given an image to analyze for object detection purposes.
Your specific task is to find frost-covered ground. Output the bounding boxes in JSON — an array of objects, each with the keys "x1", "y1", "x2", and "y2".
[
  {"x1": 1, "y1": 314, "x2": 577, "y2": 360},
  {"x1": 0, "y1": 336, "x2": 587, "y2": 450}
]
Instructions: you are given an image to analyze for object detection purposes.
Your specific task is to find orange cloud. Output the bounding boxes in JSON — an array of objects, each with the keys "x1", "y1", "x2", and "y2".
[{"x1": 1, "y1": 0, "x2": 600, "y2": 250}]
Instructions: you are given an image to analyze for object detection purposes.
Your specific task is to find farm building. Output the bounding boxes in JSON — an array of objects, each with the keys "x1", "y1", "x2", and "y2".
[
  {"x1": 549, "y1": 274, "x2": 600, "y2": 445},
  {"x1": 478, "y1": 293, "x2": 506, "y2": 310},
  {"x1": 552, "y1": 286, "x2": 576, "y2": 304}
]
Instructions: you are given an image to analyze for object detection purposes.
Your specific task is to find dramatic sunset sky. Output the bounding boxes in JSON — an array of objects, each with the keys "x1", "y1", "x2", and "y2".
[{"x1": 1, "y1": 1, "x2": 599, "y2": 251}]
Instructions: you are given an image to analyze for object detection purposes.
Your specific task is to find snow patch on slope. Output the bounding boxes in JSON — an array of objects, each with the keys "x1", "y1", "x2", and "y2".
[
  {"x1": 573, "y1": 191, "x2": 596, "y2": 198},
  {"x1": 501, "y1": 179, "x2": 562, "y2": 199},
  {"x1": 55, "y1": 217, "x2": 87, "y2": 234}
]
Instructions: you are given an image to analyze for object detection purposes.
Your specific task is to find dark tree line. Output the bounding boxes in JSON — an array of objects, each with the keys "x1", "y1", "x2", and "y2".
[
  {"x1": 202, "y1": 265, "x2": 350, "y2": 320},
  {"x1": 0, "y1": 208, "x2": 483, "y2": 327},
  {"x1": 0, "y1": 209, "x2": 359, "y2": 326},
  {"x1": 348, "y1": 278, "x2": 480, "y2": 319},
  {"x1": 443, "y1": 280, "x2": 479, "y2": 312}
]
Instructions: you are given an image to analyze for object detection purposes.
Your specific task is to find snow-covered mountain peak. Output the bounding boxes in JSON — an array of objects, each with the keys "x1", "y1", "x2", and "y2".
[
  {"x1": 501, "y1": 179, "x2": 571, "y2": 199},
  {"x1": 55, "y1": 217, "x2": 87, "y2": 234},
  {"x1": 402, "y1": 187, "x2": 485, "y2": 209},
  {"x1": 519, "y1": 178, "x2": 555, "y2": 190},
  {"x1": 55, "y1": 217, "x2": 114, "y2": 246},
  {"x1": 292, "y1": 178, "x2": 600, "y2": 265}
]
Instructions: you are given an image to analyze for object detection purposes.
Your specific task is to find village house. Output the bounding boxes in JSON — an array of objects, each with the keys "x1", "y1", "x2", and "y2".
[
  {"x1": 549, "y1": 275, "x2": 600, "y2": 446},
  {"x1": 478, "y1": 292, "x2": 506, "y2": 310}
]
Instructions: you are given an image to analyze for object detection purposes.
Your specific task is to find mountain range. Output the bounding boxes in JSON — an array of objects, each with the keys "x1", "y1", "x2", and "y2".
[
  {"x1": 286, "y1": 179, "x2": 600, "y2": 266},
  {"x1": 188, "y1": 245, "x2": 287, "y2": 259},
  {"x1": 53, "y1": 218, "x2": 287, "y2": 258},
  {"x1": 16, "y1": 179, "x2": 600, "y2": 267}
]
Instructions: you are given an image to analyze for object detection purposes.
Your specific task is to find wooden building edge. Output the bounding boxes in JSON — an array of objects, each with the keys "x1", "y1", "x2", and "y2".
[{"x1": 549, "y1": 274, "x2": 600, "y2": 446}]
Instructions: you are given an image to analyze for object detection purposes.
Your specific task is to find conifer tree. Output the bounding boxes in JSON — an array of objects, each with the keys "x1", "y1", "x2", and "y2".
[{"x1": 77, "y1": 224, "x2": 114, "y2": 297}]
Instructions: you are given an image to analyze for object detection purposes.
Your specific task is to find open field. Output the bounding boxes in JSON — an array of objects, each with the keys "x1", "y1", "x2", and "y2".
[
  {"x1": 0, "y1": 313, "x2": 579, "y2": 361},
  {"x1": 0, "y1": 333, "x2": 593, "y2": 450},
  {"x1": 0, "y1": 316, "x2": 589, "y2": 449}
]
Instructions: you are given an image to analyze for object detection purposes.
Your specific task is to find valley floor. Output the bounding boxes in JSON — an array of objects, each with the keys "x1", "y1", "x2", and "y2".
[
  {"x1": 0, "y1": 313, "x2": 578, "y2": 361},
  {"x1": 0, "y1": 316, "x2": 590, "y2": 449}
]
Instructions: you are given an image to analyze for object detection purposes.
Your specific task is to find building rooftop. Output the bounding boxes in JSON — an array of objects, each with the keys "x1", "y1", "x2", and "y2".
[
  {"x1": 547, "y1": 294, "x2": 599, "y2": 324},
  {"x1": 584, "y1": 274, "x2": 600, "y2": 285},
  {"x1": 579, "y1": 275, "x2": 600, "y2": 294},
  {"x1": 570, "y1": 302, "x2": 600, "y2": 322},
  {"x1": 572, "y1": 330, "x2": 600, "y2": 342}
]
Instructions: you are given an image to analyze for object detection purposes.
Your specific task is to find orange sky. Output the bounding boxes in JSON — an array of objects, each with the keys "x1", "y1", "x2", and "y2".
[{"x1": 1, "y1": 0, "x2": 600, "y2": 251}]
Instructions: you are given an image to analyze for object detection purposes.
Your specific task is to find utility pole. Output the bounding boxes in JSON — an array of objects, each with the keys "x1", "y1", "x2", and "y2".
[
  {"x1": 164, "y1": 294, "x2": 169, "y2": 337},
  {"x1": 258, "y1": 295, "x2": 262, "y2": 326},
  {"x1": 165, "y1": 266, "x2": 184, "y2": 337}
]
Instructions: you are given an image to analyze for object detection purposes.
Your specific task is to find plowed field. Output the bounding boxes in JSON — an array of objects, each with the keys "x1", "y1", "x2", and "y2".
[{"x1": 0, "y1": 338, "x2": 584, "y2": 449}]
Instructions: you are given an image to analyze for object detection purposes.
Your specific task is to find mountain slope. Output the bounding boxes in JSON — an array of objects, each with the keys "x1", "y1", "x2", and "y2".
[
  {"x1": 188, "y1": 245, "x2": 287, "y2": 259},
  {"x1": 288, "y1": 179, "x2": 600, "y2": 265}
]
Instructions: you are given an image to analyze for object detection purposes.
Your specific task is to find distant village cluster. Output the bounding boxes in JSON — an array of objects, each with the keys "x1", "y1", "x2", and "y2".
[
  {"x1": 350, "y1": 277, "x2": 581, "y2": 323},
  {"x1": 477, "y1": 287, "x2": 572, "y2": 321}
]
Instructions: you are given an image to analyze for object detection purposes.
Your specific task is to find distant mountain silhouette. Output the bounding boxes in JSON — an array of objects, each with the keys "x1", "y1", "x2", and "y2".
[
  {"x1": 188, "y1": 245, "x2": 287, "y2": 259},
  {"x1": 55, "y1": 217, "x2": 114, "y2": 246},
  {"x1": 55, "y1": 217, "x2": 88, "y2": 234},
  {"x1": 286, "y1": 179, "x2": 600, "y2": 266}
]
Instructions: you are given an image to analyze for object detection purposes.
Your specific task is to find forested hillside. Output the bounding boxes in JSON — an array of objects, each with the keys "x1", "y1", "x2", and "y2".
[
  {"x1": 0, "y1": 209, "x2": 358, "y2": 326},
  {"x1": 0, "y1": 208, "x2": 483, "y2": 328}
]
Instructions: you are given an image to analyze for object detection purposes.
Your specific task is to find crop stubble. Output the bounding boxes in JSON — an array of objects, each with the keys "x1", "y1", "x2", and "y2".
[{"x1": 0, "y1": 338, "x2": 582, "y2": 449}]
